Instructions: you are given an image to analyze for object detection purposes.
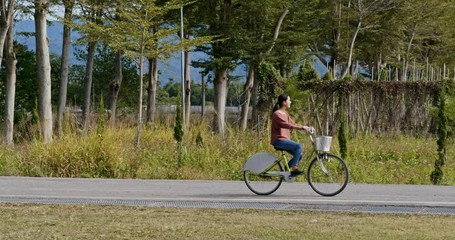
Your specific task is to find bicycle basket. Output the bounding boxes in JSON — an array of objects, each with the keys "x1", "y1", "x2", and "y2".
[{"x1": 315, "y1": 136, "x2": 332, "y2": 152}]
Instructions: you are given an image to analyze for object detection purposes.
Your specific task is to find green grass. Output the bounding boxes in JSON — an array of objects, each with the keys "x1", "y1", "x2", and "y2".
[
  {"x1": 346, "y1": 135, "x2": 455, "y2": 185},
  {"x1": 0, "y1": 203, "x2": 454, "y2": 240},
  {"x1": 1, "y1": 124, "x2": 454, "y2": 239},
  {"x1": 0, "y1": 121, "x2": 454, "y2": 185}
]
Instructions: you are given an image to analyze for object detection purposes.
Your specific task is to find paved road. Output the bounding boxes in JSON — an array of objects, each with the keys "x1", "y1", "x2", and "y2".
[{"x1": 1, "y1": 176, "x2": 454, "y2": 215}]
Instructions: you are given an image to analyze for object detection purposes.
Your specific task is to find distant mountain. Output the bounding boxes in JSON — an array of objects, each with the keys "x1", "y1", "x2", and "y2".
[
  {"x1": 14, "y1": 20, "x2": 327, "y2": 85},
  {"x1": 15, "y1": 20, "x2": 82, "y2": 63}
]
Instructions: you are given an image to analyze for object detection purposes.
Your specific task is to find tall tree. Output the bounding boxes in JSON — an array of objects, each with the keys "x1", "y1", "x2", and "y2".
[
  {"x1": 1, "y1": 0, "x2": 14, "y2": 145},
  {"x1": 91, "y1": 0, "x2": 208, "y2": 146},
  {"x1": 0, "y1": 43, "x2": 37, "y2": 115},
  {"x1": 180, "y1": 5, "x2": 198, "y2": 129},
  {"x1": 146, "y1": 26, "x2": 158, "y2": 124},
  {"x1": 3, "y1": 13, "x2": 16, "y2": 145},
  {"x1": 69, "y1": 44, "x2": 140, "y2": 111},
  {"x1": 306, "y1": 0, "x2": 344, "y2": 79},
  {"x1": 56, "y1": 0, "x2": 74, "y2": 136},
  {"x1": 147, "y1": 3, "x2": 198, "y2": 127},
  {"x1": 351, "y1": 0, "x2": 454, "y2": 81},
  {"x1": 195, "y1": 0, "x2": 240, "y2": 136},
  {"x1": 0, "y1": 0, "x2": 14, "y2": 71},
  {"x1": 184, "y1": 45, "x2": 191, "y2": 128},
  {"x1": 145, "y1": 57, "x2": 157, "y2": 123},
  {"x1": 340, "y1": 0, "x2": 395, "y2": 79},
  {"x1": 35, "y1": 0, "x2": 53, "y2": 143},
  {"x1": 106, "y1": 6, "x2": 123, "y2": 127},
  {"x1": 74, "y1": 1, "x2": 125, "y2": 128},
  {"x1": 107, "y1": 50, "x2": 122, "y2": 126},
  {"x1": 77, "y1": 0, "x2": 105, "y2": 134},
  {"x1": 398, "y1": 0, "x2": 455, "y2": 80},
  {"x1": 235, "y1": 0, "x2": 291, "y2": 130}
]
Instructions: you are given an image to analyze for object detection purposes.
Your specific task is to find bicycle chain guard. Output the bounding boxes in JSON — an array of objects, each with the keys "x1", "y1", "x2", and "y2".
[{"x1": 243, "y1": 153, "x2": 278, "y2": 174}]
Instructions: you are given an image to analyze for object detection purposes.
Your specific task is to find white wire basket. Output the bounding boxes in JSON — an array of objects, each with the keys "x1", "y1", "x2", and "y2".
[{"x1": 315, "y1": 136, "x2": 332, "y2": 152}]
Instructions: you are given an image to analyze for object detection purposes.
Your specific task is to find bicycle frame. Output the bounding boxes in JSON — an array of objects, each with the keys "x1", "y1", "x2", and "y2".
[{"x1": 263, "y1": 135, "x2": 330, "y2": 182}]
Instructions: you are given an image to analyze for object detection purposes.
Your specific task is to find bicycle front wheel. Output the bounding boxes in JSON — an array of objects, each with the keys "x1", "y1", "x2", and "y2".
[
  {"x1": 243, "y1": 161, "x2": 284, "y2": 195},
  {"x1": 307, "y1": 153, "x2": 349, "y2": 197}
]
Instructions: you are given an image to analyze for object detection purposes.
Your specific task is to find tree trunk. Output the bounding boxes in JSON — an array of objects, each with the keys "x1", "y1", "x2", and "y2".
[
  {"x1": 184, "y1": 50, "x2": 191, "y2": 128},
  {"x1": 244, "y1": 7, "x2": 288, "y2": 130},
  {"x1": 265, "y1": 9, "x2": 289, "y2": 55},
  {"x1": 3, "y1": 19, "x2": 16, "y2": 145},
  {"x1": 251, "y1": 74, "x2": 259, "y2": 128},
  {"x1": 146, "y1": 26, "x2": 158, "y2": 124},
  {"x1": 240, "y1": 66, "x2": 255, "y2": 130},
  {"x1": 135, "y1": 56, "x2": 145, "y2": 147},
  {"x1": 146, "y1": 57, "x2": 157, "y2": 123},
  {"x1": 135, "y1": 27, "x2": 147, "y2": 147},
  {"x1": 214, "y1": 67, "x2": 228, "y2": 136},
  {"x1": 35, "y1": 0, "x2": 53, "y2": 144},
  {"x1": 82, "y1": 41, "x2": 97, "y2": 134},
  {"x1": 341, "y1": 15, "x2": 362, "y2": 79},
  {"x1": 0, "y1": 27, "x2": 7, "y2": 70},
  {"x1": 201, "y1": 72, "x2": 206, "y2": 117},
  {"x1": 0, "y1": 0, "x2": 14, "y2": 71},
  {"x1": 332, "y1": 0, "x2": 341, "y2": 79},
  {"x1": 56, "y1": 0, "x2": 73, "y2": 137},
  {"x1": 402, "y1": 29, "x2": 416, "y2": 81},
  {"x1": 310, "y1": 94, "x2": 322, "y2": 132},
  {"x1": 107, "y1": 51, "x2": 122, "y2": 126}
]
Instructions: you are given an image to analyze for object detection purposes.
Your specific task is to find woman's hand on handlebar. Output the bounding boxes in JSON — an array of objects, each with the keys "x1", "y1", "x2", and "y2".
[{"x1": 301, "y1": 126, "x2": 315, "y2": 134}]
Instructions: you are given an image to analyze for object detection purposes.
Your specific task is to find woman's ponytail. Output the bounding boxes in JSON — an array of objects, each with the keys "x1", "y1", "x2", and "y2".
[
  {"x1": 273, "y1": 93, "x2": 289, "y2": 112},
  {"x1": 273, "y1": 103, "x2": 280, "y2": 112}
]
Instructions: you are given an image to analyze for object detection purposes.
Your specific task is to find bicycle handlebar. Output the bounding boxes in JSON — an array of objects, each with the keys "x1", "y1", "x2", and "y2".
[
  {"x1": 307, "y1": 127, "x2": 316, "y2": 143},
  {"x1": 307, "y1": 127, "x2": 316, "y2": 135}
]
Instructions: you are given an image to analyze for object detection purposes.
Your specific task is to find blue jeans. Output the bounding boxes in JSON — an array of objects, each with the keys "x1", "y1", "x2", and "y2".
[{"x1": 273, "y1": 139, "x2": 303, "y2": 168}]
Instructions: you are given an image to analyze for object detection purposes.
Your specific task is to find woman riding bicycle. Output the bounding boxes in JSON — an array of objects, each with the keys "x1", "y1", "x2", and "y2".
[{"x1": 271, "y1": 93, "x2": 311, "y2": 177}]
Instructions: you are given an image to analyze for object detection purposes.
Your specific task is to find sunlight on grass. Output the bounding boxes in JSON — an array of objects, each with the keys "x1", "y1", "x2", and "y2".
[{"x1": 1, "y1": 203, "x2": 454, "y2": 240}]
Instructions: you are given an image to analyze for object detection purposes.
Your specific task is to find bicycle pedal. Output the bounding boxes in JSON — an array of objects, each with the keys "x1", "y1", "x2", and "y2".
[{"x1": 286, "y1": 176, "x2": 296, "y2": 183}]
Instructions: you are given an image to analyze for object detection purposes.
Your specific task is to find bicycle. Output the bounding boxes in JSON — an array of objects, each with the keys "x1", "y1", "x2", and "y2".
[{"x1": 242, "y1": 128, "x2": 349, "y2": 197}]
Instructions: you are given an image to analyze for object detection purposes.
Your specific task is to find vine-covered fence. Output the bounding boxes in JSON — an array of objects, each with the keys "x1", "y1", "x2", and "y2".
[
  {"x1": 301, "y1": 80, "x2": 444, "y2": 136},
  {"x1": 299, "y1": 80, "x2": 453, "y2": 184}
]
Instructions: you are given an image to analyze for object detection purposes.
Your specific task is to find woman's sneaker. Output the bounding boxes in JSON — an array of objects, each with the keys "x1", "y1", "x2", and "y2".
[{"x1": 290, "y1": 169, "x2": 304, "y2": 177}]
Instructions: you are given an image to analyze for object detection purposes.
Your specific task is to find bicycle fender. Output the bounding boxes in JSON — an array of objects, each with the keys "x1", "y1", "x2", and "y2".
[{"x1": 243, "y1": 153, "x2": 278, "y2": 174}]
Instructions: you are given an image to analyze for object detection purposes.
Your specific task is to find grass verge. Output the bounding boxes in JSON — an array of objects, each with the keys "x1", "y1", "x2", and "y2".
[
  {"x1": 0, "y1": 203, "x2": 454, "y2": 239},
  {"x1": 0, "y1": 123, "x2": 454, "y2": 185}
]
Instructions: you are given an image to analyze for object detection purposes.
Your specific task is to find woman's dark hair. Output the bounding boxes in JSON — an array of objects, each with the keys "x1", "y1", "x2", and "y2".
[{"x1": 273, "y1": 93, "x2": 289, "y2": 112}]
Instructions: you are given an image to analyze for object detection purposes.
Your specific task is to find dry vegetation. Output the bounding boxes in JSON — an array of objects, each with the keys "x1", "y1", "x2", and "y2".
[
  {"x1": 0, "y1": 203, "x2": 454, "y2": 240},
  {"x1": 0, "y1": 120, "x2": 453, "y2": 185}
]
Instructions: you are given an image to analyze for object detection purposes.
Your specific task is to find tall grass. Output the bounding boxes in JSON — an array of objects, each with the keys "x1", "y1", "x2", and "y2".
[
  {"x1": 346, "y1": 135, "x2": 454, "y2": 185},
  {"x1": 0, "y1": 120, "x2": 453, "y2": 185}
]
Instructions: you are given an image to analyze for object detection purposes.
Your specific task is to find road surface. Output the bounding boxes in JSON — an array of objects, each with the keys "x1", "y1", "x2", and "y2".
[{"x1": 1, "y1": 176, "x2": 454, "y2": 215}]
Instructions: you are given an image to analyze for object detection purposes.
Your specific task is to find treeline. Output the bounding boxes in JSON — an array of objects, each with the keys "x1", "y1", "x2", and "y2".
[
  {"x1": 1, "y1": 0, "x2": 455, "y2": 145},
  {"x1": 0, "y1": 42, "x2": 245, "y2": 122}
]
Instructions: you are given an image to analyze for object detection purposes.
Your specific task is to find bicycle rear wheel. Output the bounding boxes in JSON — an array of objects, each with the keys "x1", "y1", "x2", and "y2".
[
  {"x1": 307, "y1": 153, "x2": 349, "y2": 197},
  {"x1": 243, "y1": 161, "x2": 284, "y2": 195}
]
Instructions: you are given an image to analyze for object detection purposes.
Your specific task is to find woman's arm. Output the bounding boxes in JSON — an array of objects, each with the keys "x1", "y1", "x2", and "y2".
[{"x1": 273, "y1": 112, "x2": 302, "y2": 130}]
